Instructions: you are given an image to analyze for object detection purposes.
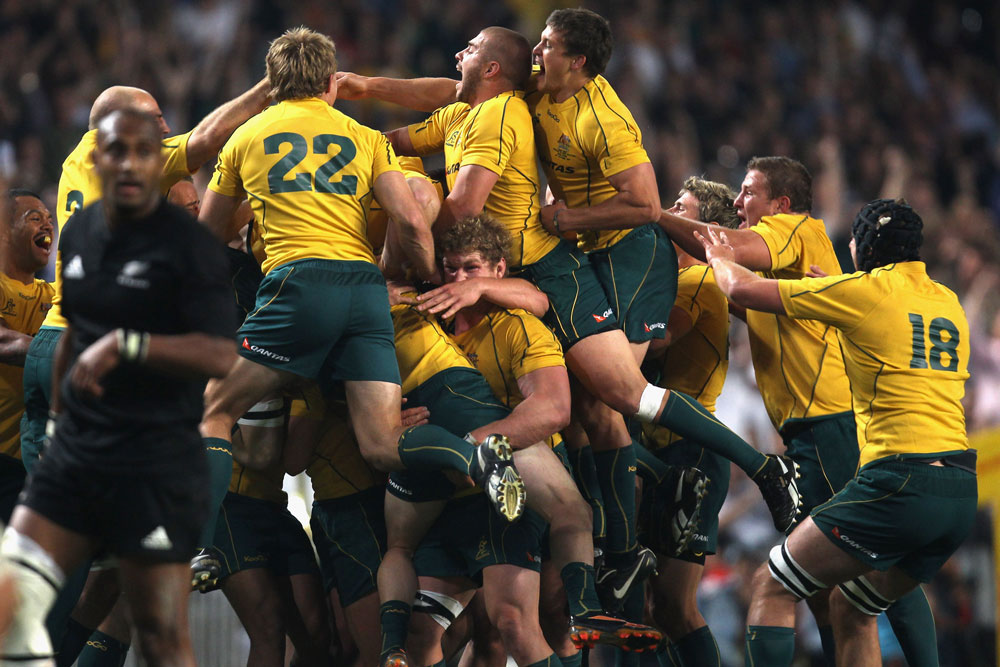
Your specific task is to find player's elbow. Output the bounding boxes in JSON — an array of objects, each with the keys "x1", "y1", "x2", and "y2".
[
  {"x1": 549, "y1": 393, "x2": 572, "y2": 434},
  {"x1": 639, "y1": 198, "x2": 661, "y2": 225}
]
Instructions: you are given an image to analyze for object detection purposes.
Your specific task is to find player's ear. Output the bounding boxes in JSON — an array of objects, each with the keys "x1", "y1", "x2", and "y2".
[
  {"x1": 327, "y1": 73, "x2": 337, "y2": 95},
  {"x1": 495, "y1": 257, "x2": 507, "y2": 278},
  {"x1": 485, "y1": 61, "x2": 500, "y2": 79},
  {"x1": 775, "y1": 195, "x2": 793, "y2": 214},
  {"x1": 571, "y1": 55, "x2": 587, "y2": 73}
]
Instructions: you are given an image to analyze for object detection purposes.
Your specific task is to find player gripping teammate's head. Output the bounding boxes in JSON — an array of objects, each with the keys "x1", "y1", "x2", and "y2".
[
  {"x1": 851, "y1": 198, "x2": 923, "y2": 272},
  {"x1": 266, "y1": 27, "x2": 338, "y2": 102},
  {"x1": 545, "y1": 8, "x2": 613, "y2": 77},
  {"x1": 439, "y1": 214, "x2": 513, "y2": 279},
  {"x1": 678, "y1": 177, "x2": 740, "y2": 229}
]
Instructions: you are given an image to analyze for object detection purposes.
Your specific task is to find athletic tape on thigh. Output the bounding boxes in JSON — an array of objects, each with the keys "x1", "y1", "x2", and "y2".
[
  {"x1": 767, "y1": 542, "x2": 826, "y2": 600},
  {"x1": 0, "y1": 528, "x2": 64, "y2": 661},
  {"x1": 413, "y1": 589, "x2": 465, "y2": 630},
  {"x1": 237, "y1": 397, "x2": 288, "y2": 427},
  {"x1": 636, "y1": 384, "x2": 667, "y2": 422},
  {"x1": 838, "y1": 576, "x2": 894, "y2": 616}
]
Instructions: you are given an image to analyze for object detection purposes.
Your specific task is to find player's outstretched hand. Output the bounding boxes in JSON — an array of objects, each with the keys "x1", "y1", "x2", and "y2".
[
  {"x1": 70, "y1": 331, "x2": 121, "y2": 398},
  {"x1": 417, "y1": 279, "x2": 485, "y2": 319},
  {"x1": 694, "y1": 227, "x2": 736, "y2": 264},
  {"x1": 335, "y1": 72, "x2": 369, "y2": 100}
]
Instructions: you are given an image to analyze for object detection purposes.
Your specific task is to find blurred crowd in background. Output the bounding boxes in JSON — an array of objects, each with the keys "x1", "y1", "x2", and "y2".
[{"x1": 1, "y1": 0, "x2": 996, "y2": 664}]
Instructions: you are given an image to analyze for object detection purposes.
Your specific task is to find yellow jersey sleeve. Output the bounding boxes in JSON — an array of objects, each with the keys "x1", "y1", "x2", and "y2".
[
  {"x1": 642, "y1": 266, "x2": 729, "y2": 450},
  {"x1": 159, "y1": 130, "x2": 194, "y2": 192},
  {"x1": 778, "y1": 262, "x2": 970, "y2": 468},
  {"x1": 208, "y1": 98, "x2": 402, "y2": 274},
  {"x1": 408, "y1": 103, "x2": 467, "y2": 156},
  {"x1": 0, "y1": 276, "x2": 53, "y2": 460}
]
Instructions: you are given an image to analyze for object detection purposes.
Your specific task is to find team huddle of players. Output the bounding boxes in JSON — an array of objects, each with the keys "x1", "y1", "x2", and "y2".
[{"x1": 0, "y1": 7, "x2": 978, "y2": 667}]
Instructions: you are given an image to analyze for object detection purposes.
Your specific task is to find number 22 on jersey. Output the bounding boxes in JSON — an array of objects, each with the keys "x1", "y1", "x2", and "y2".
[{"x1": 264, "y1": 132, "x2": 357, "y2": 195}]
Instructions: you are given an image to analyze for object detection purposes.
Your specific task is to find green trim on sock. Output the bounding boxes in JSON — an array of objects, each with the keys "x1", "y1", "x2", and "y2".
[
  {"x1": 657, "y1": 392, "x2": 767, "y2": 475},
  {"x1": 396, "y1": 425, "x2": 476, "y2": 475},
  {"x1": 77, "y1": 629, "x2": 130, "y2": 667},
  {"x1": 55, "y1": 617, "x2": 93, "y2": 667},
  {"x1": 526, "y1": 654, "x2": 560, "y2": 667},
  {"x1": 199, "y1": 437, "x2": 234, "y2": 547},
  {"x1": 886, "y1": 586, "x2": 939, "y2": 667},
  {"x1": 379, "y1": 600, "x2": 412, "y2": 655},
  {"x1": 559, "y1": 562, "x2": 603, "y2": 618},
  {"x1": 568, "y1": 445, "x2": 606, "y2": 543},
  {"x1": 745, "y1": 625, "x2": 794, "y2": 667},
  {"x1": 593, "y1": 445, "x2": 638, "y2": 560},
  {"x1": 674, "y1": 625, "x2": 720, "y2": 667},
  {"x1": 559, "y1": 650, "x2": 583, "y2": 667}
]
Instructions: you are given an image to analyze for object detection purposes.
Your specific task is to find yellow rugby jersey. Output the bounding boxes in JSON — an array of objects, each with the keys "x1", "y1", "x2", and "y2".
[
  {"x1": 778, "y1": 262, "x2": 970, "y2": 469},
  {"x1": 229, "y1": 458, "x2": 287, "y2": 505},
  {"x1": 746, "y1": 213, "x2": 852, "y2": 429},
  {"x1": 407, "y1": 92, "x2": 557, "y2": 268},
  {"x1": 0, "y1": 275, "x2": 53, "y2": 459},
  {"x1": 526, "y1": 76, "x2": 651, "y2": 253},
  {"x1": 46, "y1": 130, "x2": 193, "y2": 329},
  {"x1": 643, "y1": 266, "x2": 729, "y2": 450},
  {"x1": 292, "y1": 388, "x2": 382, "y2": 502},
  {"x1": 210, "y1": 98, "x2": 401, "y2": 275},
  {"x1": 452, "y1": 308, "x2": 565, "y2": 449},
  {"x1": 391, "y1": 298, "x2": 474, "y2": 395}
]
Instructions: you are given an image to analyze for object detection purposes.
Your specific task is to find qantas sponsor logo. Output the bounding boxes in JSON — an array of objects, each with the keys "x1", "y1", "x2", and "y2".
[
  {"x1": 592, "y1": 308, "x2": 613, "y2": 323},
  {"x1": 242, "y1": 338, "x2": 290, "y2": 363},
  {"x1": 831, "y1": 526, "x2": 879, "y2": 559},
  {"x1": 644, "y1": 322, "x2": 665, "y2": 332}
]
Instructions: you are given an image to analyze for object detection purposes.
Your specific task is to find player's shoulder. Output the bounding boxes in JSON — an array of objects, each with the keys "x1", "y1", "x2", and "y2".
[
  {"x1": 62, "y1": 130, "x2": 98, "y2": 170},
  {"x1": 477, "y1": 91, "x2": 530, "y2": 118},
  {"x1": 492, "y1": 307, "x2": 551, "y2": 338}
]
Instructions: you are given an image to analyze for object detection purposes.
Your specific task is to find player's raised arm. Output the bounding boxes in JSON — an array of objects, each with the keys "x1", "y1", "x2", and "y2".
[
  {"x1": 374, "y1": 170, "x2": 437, "y2": 281},
  {"x1": 335, "y1": 72, "x2": 458, "y2": 112},
  {"x1": 185, "y1": 77, "x2": 272, "y2": 172}
]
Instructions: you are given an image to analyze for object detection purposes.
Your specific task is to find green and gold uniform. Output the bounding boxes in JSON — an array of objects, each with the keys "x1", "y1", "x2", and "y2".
[
  {"x1": 641, "y1": 265, "x2": 730, "y2": 557},
  {"x1": 407, "y1": 93, "x2": 556, "y2": 269},
  {"x1": 777, "y1": 262, "x2": 977, "y2": 580},
  {"x1": 0, "y1": 274, "x2": 54, "y2": 520},
  {"x1": 298, "y1": 388, "x2": 388, "y2": 606},
  {"x1": 21, "y1": 130, "x2": 193, "y2": 470},
  {"x1": 211, "y1": 457, "x2": 319, "y2": 581},
  {"x1": 210, "y1": 98, "x2": 403, "y2": 383},
  {"x1": 452, "y1": 307, "x2": 565, "y2": 450},
  {"x1": 389, "y1": 300, "x2": 547, "y2": 576},
  {"x1": 366, "y1": 156, "x2": 443, "y2": 253},
  {"x1": 747, "y1": 213, "x2": 859, "y2": 514},
  {"x1": 527, "y1": 76, "x2": 677, "y2": 343}
]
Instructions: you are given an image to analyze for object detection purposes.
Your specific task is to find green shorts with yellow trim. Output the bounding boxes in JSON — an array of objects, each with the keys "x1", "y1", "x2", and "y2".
[
  {"x1": 309, "y1": 487, "x2": 386, "y2": 606},
  {"x1": 516, "y1": 241, "x2": 618, "y2": 349},
  {"x1": 388, "y1": 368, "x2": 510, "y2": 503},
  {"x1": 781, "y1": 412, "x2": 860, "y2": 517},
  {"x1": 810, "y1": 456, "x2": 978, "y2": 582},
  {"x1": 649, "y1": 439, "x2": 730, "y2": 559},
  {"x1": 413, "y1": 493, "x2": 547, "y2": 584},
  {"x1": 211, "y1": 492, "x2": 319, "y2": 580},
  {"x1": 587, "y1": 224, "x2": 677, "y2": 343},
  {"x1": 238, "y1": 259, "x2": 400, "y2": 385}
]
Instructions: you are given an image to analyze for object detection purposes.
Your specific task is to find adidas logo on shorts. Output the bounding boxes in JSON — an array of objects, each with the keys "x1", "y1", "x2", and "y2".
[{"x1": 141, "y1": 526, "x2": 173, "y2": 551}]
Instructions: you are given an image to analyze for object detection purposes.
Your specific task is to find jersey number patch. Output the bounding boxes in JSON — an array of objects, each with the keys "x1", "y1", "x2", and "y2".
[
  {"x1": 263, "y1": 132, "x2": 358, "y2": 195},
  {"x1": 908, "y1": 313, "x2": 960, "y2": 371}
]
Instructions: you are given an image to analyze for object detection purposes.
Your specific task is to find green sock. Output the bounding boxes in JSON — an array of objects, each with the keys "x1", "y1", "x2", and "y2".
[
  {"x1": 396, "y1": 425, "x2": 476, "y2": 476},
  {"x1": 526, "y1": 654, "x2": 560, "y2": 667},
  {"x1": 54, "y1": 616, "x2": 93, "y2": 667},
  {"x1": 559, "y1": 650, "x2": 583, "y2": 667},
  {"x1": 592, "y1": 445, "x2": 638, "y2": 565},
  {"x1": 567, "y1": 446, "x2": 606, "y2": 547},
  {"x1": 656, "y1": 392, "x2": 767, "y2": 476},
  {"x1": 77, "y1": 630, "x2": 129, "y2": 667},
  {"x1": 200, "y1": 437, "x2": 233, "y2": 546},
  {"x1": 817, "y1": 625, "x2": 837, "y2": 665},
  {"x1": 379, "y1": 600, "x2": 411, "y2": 656},
  {"x1": 559, "y1": 562, "x2": 603, "y2": 618},
  {"x1": 744, "y1": 625, "x2": 794, "y2": 667},
  {"x1": 886, "y1": 587, "x2": 939, "y2": 667},
  {"x1": 634, "y1": 438, "x2": 669, "y2": 484},
  {"x1": 674, "y1": 626, "x2": 720, "y2": 667}
]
